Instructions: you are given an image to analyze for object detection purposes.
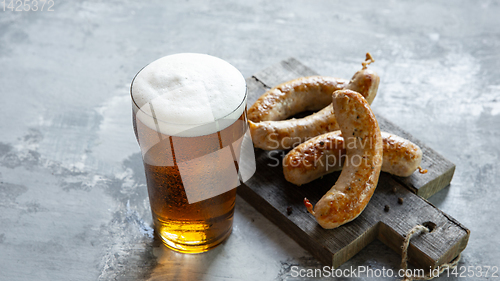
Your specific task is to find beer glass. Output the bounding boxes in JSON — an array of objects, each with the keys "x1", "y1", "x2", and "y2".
[{"x1": 131, "y1": 53, "x2": 255, "y2": 253}]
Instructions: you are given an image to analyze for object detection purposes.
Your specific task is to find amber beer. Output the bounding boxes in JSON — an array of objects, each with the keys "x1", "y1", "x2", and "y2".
[{"x1": 131, "y1": 53, "x2": 249, "y2": 253}]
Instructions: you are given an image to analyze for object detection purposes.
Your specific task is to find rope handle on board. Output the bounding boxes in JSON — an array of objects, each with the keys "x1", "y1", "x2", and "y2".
[{"x1": 400, "y1": 224, "x2": 461, "y2": 281}]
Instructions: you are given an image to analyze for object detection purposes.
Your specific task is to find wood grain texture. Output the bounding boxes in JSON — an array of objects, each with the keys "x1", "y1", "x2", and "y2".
[{"x1": 238, "y1": 58, "x2": 469, "y2": 269}]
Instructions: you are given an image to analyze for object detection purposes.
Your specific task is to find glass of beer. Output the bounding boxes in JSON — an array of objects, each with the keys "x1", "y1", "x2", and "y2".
[{"x1": 130, "y1": 53, "x2": 255, "y2": 253}]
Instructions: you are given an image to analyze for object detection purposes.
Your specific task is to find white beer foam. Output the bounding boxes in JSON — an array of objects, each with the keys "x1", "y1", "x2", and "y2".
[{"x1": 132, "y1": 53, "x2": 247, "y2": 137}]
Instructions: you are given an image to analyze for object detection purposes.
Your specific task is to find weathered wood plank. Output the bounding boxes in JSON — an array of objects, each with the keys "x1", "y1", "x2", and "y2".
[{"x1": 239, "y1": 58, "x2": 469, "y2": 269}]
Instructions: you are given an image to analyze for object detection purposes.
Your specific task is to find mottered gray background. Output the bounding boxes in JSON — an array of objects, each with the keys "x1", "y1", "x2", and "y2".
[{"x1": 0, "y1": 0, "x2": 499, "y2": 280}]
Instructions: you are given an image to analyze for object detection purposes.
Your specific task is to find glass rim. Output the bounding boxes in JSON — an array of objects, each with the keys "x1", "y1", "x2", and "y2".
[{"x1": 130, "y1": 62, "x2": 248, "y2": 126}]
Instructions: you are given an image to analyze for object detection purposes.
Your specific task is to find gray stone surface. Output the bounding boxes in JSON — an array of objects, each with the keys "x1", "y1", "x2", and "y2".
[{"x1": 0, "y1": 0, "x2": 498, "y2": 280}]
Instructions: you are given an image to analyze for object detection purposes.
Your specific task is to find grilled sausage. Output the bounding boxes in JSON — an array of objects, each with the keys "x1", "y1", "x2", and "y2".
[
  {"x1": 304, "y1": 89, "x2": 383, "y2": 229},
  {"x1": 249, "y1": 53, "x2": 379, "y2": 150},
  {"x1": 247, "y1": 76, "x2": 348, "y2": 122},
  {"x1": 284, "y1": 131, "x2": 422, "y2": 185}
]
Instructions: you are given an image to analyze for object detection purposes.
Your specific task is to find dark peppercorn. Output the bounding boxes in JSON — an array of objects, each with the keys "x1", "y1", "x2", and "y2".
[
  {"x1": 384, "y1": 205, "x2": 390, "y2": 212},
  {"x1": 398, "y1": 197, "x2": 404, "y2": 205},
  {"x1": 286, "y1": 206, "x2": 292, "y2": 215}
]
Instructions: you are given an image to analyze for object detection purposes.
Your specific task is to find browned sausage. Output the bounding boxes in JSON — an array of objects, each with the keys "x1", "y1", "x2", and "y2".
[
  {"x1": 304, "y1": 89, "x2": 383, "y2": 229},
  {"x1": 249, "y1": 53, "x2": 379, "y2": 150},
  {"x1": 284, "y1": 131, "x2": 422, "y2": 185}
]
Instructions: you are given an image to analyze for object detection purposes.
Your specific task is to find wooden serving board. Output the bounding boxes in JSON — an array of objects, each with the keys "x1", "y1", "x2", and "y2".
[{"x1": 237, "y1": 58, "x2": 469, "y2": 270}]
